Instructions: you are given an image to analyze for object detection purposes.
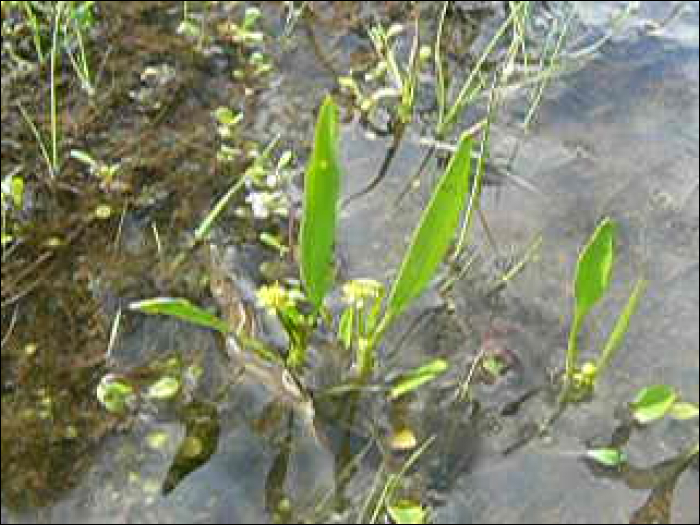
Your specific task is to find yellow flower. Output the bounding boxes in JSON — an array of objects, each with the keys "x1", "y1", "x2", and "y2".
[
  {"x1": 342, "y1": 279, "x2": 383, "y2": 308},
  {"x1": 256, "y1": 282, "x2": 295, "y2": 315}
]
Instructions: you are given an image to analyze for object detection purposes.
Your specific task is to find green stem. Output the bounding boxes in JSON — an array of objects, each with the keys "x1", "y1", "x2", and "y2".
[
  {"x1": 50, "y1": 3, "x2": 64, "y2": 177},
  {"x1": 561, "y1": 312, "x2": 582, "y2": 402}
]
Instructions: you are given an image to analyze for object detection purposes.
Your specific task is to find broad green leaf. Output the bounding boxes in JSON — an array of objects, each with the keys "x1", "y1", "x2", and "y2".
[
  {"x1": 586, "y1": 447, "x2": 627, "y2": 467},
  {"x1": 390, "y1": 358, "x2": 448, "y2": 400},
  {"x1": 596, "y1": 278, "x2": 647, "y2": 375},
  {"x1": 130, "y1": 297, "x2": 230, "y2": 334},
  {"x1": 631, "y1": 385, "x2": 677, "y2": 424},
  {"x1": 387, "y1": 499, "x2": 426, "y2": 524},
  {"x1": 669, "y1": 402, "x2": 699, "y2": 421},
  {"x1": 385, "y1": 134, "x2": 473, "y2": 323},
  {"x1": 300, "y1": 95, "x2": 341, "y2": 309},
  {"x1": 574, "y1": 218, "x2": 616, "y2": 320}
]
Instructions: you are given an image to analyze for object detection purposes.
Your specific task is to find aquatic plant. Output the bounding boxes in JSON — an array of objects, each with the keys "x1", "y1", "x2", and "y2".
[
  {"x1": 298, "y1": 96, "x2": 475, "y2": 379},
  {"x1": 585, "y1": 384, "x2": 698, "y2": 468},
  {"x1": 128, "y1": 93, "x2": 474, "y2": 396},
  {"x1": 561, "y1": 217, "x2": 647, "y2": 402}
]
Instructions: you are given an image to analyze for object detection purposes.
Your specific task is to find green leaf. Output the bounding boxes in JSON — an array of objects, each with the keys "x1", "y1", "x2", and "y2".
[
  {"x1": 668, "y1": 401, "x2": 699, "y2": 421},
  {"x1": 596, "y1": 278, "x2": 647, "y2": 375},
  {"x1": 387, "y1": 499, "x2": 426, "y2": 524},
  {"x1": 574, "y1": 217, "x2": 616, "y2": 321},
  {"x1": 384, "y1": 134, "x2": 473, "y2": 323},
  {"x1": 390, "y1": 358, "x2": 448, "y2": 400},
  {"x1": 96, "y1": 376, "x2": 134, "y2": 414},
  {"x1": 11, "y1": 177, "x2": 24, "y2": 208},
  {"x1": 145, "y1": 376, "x2": 181, "y2": 400},
  {"x1": 338, "y1": 307, "x2": 354, "y2": 349},
  {"x1": 631, "y1": 385, "x2": 677, "y2": 424},
  {"x1": 300, "y1": 95, "x2": 341, "y2": 309},
  {"x1": 586, "y1": 447, "x2": 627, "y2": 467},
  {"x1": 130, "y1": 297, "x2": 230, "y2": 334}
]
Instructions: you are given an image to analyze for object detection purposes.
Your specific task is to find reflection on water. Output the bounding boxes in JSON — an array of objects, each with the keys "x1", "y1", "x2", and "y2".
[{"x1": 1, "y1": 1, "x2": 698, "y2": 523}]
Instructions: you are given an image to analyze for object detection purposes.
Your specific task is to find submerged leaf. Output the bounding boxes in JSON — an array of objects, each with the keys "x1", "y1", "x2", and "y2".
[
  {"x1": 146, "y1": 376, "x2": 181, "y2": 400},
  {"x1": 668, "y1": 402, "x2": 699, "y2": 421},
  {"x1": 631, "y1": 385, "x2": 677, "y2": 424},
  {"x1": 129, "y1": 297, "x2": 230, "y2": 334},
  {"x1": 586, "y1": 447, "x2": 627, "y2": 467},
  {"x1": 300, "y1": 95, "x2": 341, "y2": 310},
  {"x1": 390, "y1": 358, "x2": 448, "y2": 400}
]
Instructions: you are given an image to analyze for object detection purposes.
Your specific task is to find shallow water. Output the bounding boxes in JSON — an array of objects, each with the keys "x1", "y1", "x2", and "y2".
[{"x1": 1, "y1": 1, "x2": 698, "y2": 523}]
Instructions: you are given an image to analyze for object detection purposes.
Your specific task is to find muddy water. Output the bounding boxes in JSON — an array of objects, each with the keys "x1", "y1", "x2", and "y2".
[{"x1": 1, "y1": 2, "x2": 698, "y2": 524}]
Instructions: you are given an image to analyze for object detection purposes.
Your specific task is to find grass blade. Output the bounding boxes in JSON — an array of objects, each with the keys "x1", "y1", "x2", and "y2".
[
  {"x1": 130, "y1": 297, "x2": 230, "y2": 334},
  {"x1": 383, "y1": 134, "x2": 473, "y2": 324},
  {"x1": 300, "y1": 95, "x2": 341, "y2": 310}
]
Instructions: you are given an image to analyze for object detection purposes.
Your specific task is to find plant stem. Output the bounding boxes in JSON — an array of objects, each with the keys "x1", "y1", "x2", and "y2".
[
  {"x1": 561, "y1": 312, "x2": 582, "y2": 402},
  {"x1": 50, "y1": 3, "x2": 64, "y2": 177}
]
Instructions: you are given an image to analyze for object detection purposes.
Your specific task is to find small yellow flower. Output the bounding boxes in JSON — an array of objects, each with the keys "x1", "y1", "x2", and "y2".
[
  {"x1": 342, "y1": 279, "x2": 383, "y2": 308},
  {"x1": 256, "y1": 282, "x2": 295, "y2": 315}
]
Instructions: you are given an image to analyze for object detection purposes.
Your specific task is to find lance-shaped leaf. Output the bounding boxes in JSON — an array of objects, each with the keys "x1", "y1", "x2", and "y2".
[
  {"x1": 300, "y1": 95, "x2": 341, "y2": 309},
  {"x1": 384, "y1": 134, "x2": 473, "y2": 324},
  {"x1": 390, "y1": 358, "x2": 448, "y2": 400},
  {"x1": 575, "y1": 217, "x2": 616, "y2": 320},
  {"x1": 130, "y1": 297, "x2": 230, "y2": 334}
]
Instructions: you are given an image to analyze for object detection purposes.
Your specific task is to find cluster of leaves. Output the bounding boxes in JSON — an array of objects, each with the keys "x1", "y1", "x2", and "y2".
[{"x1": 586, "y1": 384, "x2": 698, "y2": 468}]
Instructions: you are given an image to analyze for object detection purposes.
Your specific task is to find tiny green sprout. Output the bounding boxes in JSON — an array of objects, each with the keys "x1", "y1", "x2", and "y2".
[
  {"x1": 96, "y1": 375, "x2": 135, "y2": 414},
  {"x1": 481, "y1": 355, "x2": 507, "y2": 378}
]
